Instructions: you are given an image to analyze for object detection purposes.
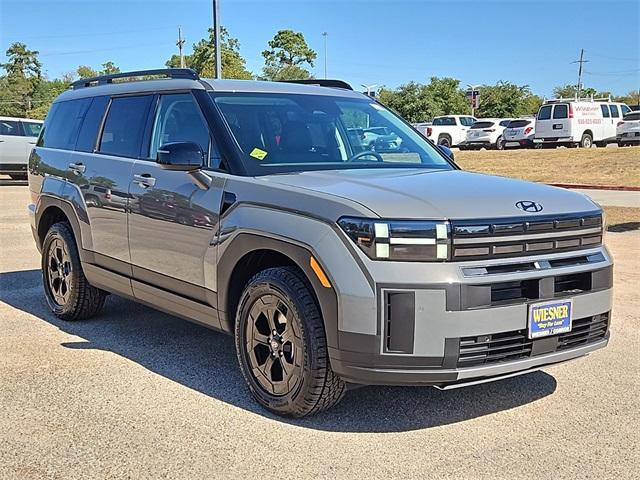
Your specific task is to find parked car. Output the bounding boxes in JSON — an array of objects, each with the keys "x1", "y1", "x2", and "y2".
[
  {"x1": 29, "y1": 69, "x2": 612, "y2": 417},
  {"x1": 502, "y1": 118, "x2": 537, "y2": 149},
  {"x1": 0, "y1": 116, "x2": 43, "y2": 179},
  {"x1": 534, "y1": 98, "x2": 631, "y2": 148},
  {"x1": 616, "y1": 111, "x2": 640, "y2": 146},
  {"x1": 425, "y1": 115, "x2": 477, "y2": 147},
  {"x1": 462, "y1": 119, "x2": 512, "y2": 150}
]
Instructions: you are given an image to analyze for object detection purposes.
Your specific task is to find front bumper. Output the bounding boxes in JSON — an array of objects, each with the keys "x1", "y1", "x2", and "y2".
[
  {"x1": 325, "y1": 240, "x2": 613, "y2": 387},
  {"x1": 331, "y1": 333, "x2": 608, "y2": 386}
]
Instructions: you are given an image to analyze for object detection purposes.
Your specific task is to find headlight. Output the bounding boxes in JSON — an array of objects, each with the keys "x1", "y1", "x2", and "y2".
[{"x1": 338, "y1": 217, "x2": 450, "y2": 261}]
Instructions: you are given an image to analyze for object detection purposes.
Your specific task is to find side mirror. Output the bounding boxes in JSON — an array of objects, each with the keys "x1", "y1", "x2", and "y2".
[
  {"x1": 157, "y1": 142, "x2": 203, "y2": 171},
  {"x1": 437, "y1": 144, "x2": 455, "y2": 161}
]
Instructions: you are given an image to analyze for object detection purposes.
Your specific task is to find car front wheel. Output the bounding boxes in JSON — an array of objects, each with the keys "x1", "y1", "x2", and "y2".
[{"x1": 234, "y1": 266, "x2": 346, "y2": 417}]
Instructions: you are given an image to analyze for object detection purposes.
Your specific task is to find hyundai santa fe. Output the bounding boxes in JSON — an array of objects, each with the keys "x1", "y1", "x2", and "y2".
[{"x1": 28, "y1": 69, "x2": 612, "y2": 417}]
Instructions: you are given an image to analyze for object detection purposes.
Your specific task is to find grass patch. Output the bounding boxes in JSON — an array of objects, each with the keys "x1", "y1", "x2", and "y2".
[
  {"x1": 456, "y1": 146, "x2": 640, "y2": 187},
  {"x1": 603, "y1": 206, "x2": 640, "y2": 232}
]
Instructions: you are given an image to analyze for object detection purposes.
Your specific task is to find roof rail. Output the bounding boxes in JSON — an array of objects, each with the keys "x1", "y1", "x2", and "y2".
[
  {"x1": 544, "y1": 94, "x2": 612, "y2": 104},
  {"x1": 71, "y1": 68, "x2": 200, "y2": 89},
  {"x1": 279, "y1": 79, "x2": 353, "y2": 90}
]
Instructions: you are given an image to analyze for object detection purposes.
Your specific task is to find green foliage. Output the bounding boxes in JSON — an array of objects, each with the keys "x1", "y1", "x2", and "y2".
[
  {"x1": 377, "y1": 77, "x2": 469, "y2": 122},
  {"x1": 261, "y1": 30, "x2": 316, "y2": 81},
  {"x1": 28, "y1": 78, "x2": 71, "y2": 119},
  {"x1": 166, "y1": 27, "x2": 253, "y2": 80},
  {"x1": 0, "y1": 42, "x2": 43, "y2": 117},
  {"x1": 614, "y1": 90, "x2": 640, "y2": 107},
  {"x1": 475, "y1": 81, "x2": 540, "y2": 118},
  {"x1": 552, "y1": 84, "x2": 611, "y2": 99},
  {"x1": 77, "y1": 65, "x2": 98, "y2": 78},
  {"x1": 100, "y1": 61, "x2": 120, "y2": 75},
  {"x1": 0, "y1": 42, "x2": 41, "y2": 83}
]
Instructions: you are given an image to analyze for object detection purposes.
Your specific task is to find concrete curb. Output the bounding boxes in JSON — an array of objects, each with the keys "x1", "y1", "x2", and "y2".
[{"x1": 549, "y1": 183, "x2": 640, "y2": 192}]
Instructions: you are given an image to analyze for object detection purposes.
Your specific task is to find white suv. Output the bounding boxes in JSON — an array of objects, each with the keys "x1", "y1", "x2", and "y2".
[
  {"x1": 503, "y1": 118, "x2": 537, "y2": 149},
  {"x1": 463, "y1": 119, "x2": 512, "y2": 150},
  {"x1": 0, "y1": 116, "x2": 43, "y2": 179},
  {"x1": 617, "y1": 111, "x2": 640, "y2": 146}
]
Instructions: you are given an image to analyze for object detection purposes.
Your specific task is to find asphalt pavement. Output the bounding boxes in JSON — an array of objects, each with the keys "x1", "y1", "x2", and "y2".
[{"x1": 1, "y1": 184, "x2": 639, "y2": 480}]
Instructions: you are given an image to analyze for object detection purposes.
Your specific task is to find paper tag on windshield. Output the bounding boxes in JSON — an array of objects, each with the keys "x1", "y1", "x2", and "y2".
[{"x1": 250, "y1": 148, "x2": 268, "y2": 160}]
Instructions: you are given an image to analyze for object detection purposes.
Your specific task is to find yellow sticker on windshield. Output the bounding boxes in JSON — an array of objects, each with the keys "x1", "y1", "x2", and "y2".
[{"x1": 250, "y1": 147, "x2": 268, "y2": 160}]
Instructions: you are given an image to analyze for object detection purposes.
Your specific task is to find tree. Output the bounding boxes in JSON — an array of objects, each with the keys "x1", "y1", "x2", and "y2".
[
  {"x1": 77, "y1": 65, "x2": 98, "y2": 78},
  {"x1": 476, "y1": 81, "x2": 539, "y2": 118},
  {"x1": 552, "y1": 84, "x2": 610, "y2": 99},
  {"x1": 261, "y1": 30, "x2": 316, "y2": 80},
  {"x1": 0, "y1": 42, "x2": 41, "y2": 83},
  {"x1": 166, "y1": 27, "x2": 252, "y2": 79},
  {"x1": 27, "y1": 77, "x2": 72, "y2": 119},
  {"x1": 377, "y1": 77, "x2": 468, "y2": 122},
  {"x1": 76, "y1": 62, "x2": 120, "y2": 79},
  {"x1": 614, "y1": 90, "x2": 640, "y2": 107},
  {"x1": 0, "y1": 42, "x2": 42, "y2": 117}
]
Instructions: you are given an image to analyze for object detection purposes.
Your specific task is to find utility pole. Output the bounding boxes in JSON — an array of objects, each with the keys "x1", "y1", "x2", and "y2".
[
  {"x1": 212, "y1": 0, "x2": 222, "y2": 79},
  {"x1": 176, "y1": 26, "x2": 186, "y2": 68},
  {"x1": 571, "y1": 49, "x2": 589, "y2": 99},
  {"x1": 322, "y1": 32, "x2": 328, "y2": 79}
]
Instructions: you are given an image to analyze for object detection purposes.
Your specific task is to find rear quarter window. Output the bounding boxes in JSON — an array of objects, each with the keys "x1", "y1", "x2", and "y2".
[
  {"x1": 537, "y1": 105, "x2": 552, "y2": 120},
  {"x1": 39, "y1": 98, "x2": 91, "y2": 149}
]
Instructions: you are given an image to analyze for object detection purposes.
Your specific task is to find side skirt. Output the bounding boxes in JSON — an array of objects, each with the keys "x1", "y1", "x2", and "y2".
[{"x1": 82, "y1": 262, "x2": 224, "y2": 333}]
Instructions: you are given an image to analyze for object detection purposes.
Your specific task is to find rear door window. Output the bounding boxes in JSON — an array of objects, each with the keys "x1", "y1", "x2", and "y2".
[
  {"x1": 40, "y1": 98, "x2": 91, "y2": 149},
  {"x1": 76, "y1": 96, "x2": 109, "y2": 153},
  {"x1": 553, "y1": 104, "x2": 568, "y2": 119},
  {"x1": 609, "y1": 105, "x2": 620, "y2": 118},
  {"x1": 0, "y1": 119, "x2": 21, "y2": 136},
  {"x1": 99, "y1": 95, "x2": 153, "y2": 158},
  {"x1": 600, "y1": 105, "x2": 610, "y2": 118},
  {"x1": 21, "y1": 122, "x2": 42, "y2": 137},
  {"x1": 537, "y1": 105, "x2": 552, "y2": 120},
  {"x1": 460, "y1": 117, "x2": 475, "y2": 127}
]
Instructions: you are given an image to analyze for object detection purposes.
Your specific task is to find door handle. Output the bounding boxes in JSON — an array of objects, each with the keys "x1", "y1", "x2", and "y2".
[
  {"x1": 133, "y1": 173, "x2": 156, "y2": 188},
  {"x1": 68, "y1": 162, "x2": 86, "y2": 175}
]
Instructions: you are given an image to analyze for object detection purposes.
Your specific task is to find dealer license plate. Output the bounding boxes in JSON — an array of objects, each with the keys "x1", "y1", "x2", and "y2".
[{"x1": 528, "y1": 299, "x2": 573, "y2": 339}]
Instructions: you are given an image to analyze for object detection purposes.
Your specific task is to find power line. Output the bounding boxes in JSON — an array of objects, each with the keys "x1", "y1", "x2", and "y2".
[{"x1": 10, "y1": 26, "x2": 176, "y2": 40}]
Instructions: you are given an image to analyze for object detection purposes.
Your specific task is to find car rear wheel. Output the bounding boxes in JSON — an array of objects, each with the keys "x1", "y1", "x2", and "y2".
[
  {"x1": 235, "y1": 266, "x2": 346, "y2": 417},
  {"x1": 42, "y1": 222, "x2": 106, "y2": 320},
  {"x1": 580, "y1": 133, "x2": 593, "y2": 148},
  {"x1": 437, "y1": 135, "x2": 451, "y2": 148},
  {"x1": 495, "y1": 136, "x2": 504, "y2": 150}
]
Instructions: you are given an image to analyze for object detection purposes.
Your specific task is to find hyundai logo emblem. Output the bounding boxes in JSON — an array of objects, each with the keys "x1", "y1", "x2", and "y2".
[{"x1": 516, "y1": 200, "x2": 543, "y2": 213}]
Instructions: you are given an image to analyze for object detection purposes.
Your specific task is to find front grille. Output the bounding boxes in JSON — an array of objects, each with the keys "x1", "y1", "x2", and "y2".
[
  {"x1": 456, "y1": 313, "x2": 609, "y2": 367},
  {"x1": 451, "y1": 212, "x2": 603, "y2": 261}
]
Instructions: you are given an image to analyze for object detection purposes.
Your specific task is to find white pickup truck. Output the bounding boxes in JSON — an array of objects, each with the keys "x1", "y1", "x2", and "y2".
[{"x1": 423, "y1": 115, "x2": 476, "y2": 147}]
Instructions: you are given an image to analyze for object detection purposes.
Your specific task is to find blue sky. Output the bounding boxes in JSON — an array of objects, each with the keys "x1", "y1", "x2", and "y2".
[{"x1": 1, "y1": 0, "x2": 638, "y2": 97}]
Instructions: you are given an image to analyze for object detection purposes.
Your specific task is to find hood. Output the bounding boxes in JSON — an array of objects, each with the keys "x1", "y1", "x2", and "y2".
[{"x1": 261, "y1": 169, "x2": 599, "y2": 219}]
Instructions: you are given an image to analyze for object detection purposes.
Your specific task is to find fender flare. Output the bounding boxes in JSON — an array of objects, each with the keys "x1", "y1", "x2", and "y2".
[{"x1": 217, "y1": 232, "x2": 339, "y2": 349}]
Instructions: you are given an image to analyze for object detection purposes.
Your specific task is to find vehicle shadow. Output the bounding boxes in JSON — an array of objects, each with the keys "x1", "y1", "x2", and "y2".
[{"x1": 0, "y1": 269, "x2": 557, "y2": 433}]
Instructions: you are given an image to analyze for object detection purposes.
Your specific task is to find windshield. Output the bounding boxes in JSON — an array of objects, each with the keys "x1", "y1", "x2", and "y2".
[{"x1": 211, "y1": 93, "x2": 453, "y2": 175}]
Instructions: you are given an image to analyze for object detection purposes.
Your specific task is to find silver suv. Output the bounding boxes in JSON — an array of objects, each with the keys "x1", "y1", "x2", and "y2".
[{"x1": 28, "y1": 69, "x2": 612, "y2": 417}]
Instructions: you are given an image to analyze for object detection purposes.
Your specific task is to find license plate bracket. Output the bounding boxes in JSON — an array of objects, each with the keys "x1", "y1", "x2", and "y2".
[{"x1": 528, "y1": 299, "x2": 573, "y2": 339}]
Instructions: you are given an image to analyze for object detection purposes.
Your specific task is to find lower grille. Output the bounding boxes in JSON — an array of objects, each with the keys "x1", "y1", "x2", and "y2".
[{"x1": 456, "y1": 313, "x2": 609, "y2": 367}]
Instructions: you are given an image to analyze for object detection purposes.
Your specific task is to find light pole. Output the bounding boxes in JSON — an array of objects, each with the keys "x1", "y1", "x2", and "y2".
[
  {"x1": 212, "y1": 0, "x2": 222, "y2": 79},
  {"x1": 361, "y1": 84, "x2": 378, "y2": 97},
  {"x1": 467, "y1": 84, "x2": 481, "y2": 117},
  {"x1": 322, "y1": 32, "x2": 328, "y2": 79}
]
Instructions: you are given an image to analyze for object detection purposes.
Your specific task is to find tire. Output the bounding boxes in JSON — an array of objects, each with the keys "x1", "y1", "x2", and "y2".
[
  {"x1": 495, "y1": 136, "x2": 504, "y2": 150},
  {"x1": 41, "y1": 222, "x2": 106, "y2": 320},
  {"x1": 84, "y1": 195, "x2": 102, "y2": 208},
  {"x1": 235, "y1": 266, "x2": 346, "y2": 417},
  {"x1": 437, "y1": 135, "x2": 452, "y2": 148},
  {"x1": 580, "y1": 133, "x2": 593, "y2": 148},
  {"x1": 594, "y1": 141, "x2": 606, "y2": 148}
]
